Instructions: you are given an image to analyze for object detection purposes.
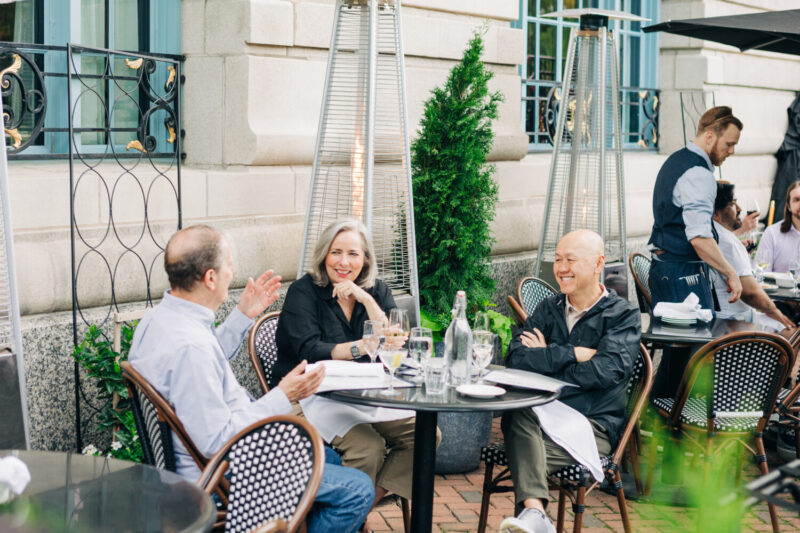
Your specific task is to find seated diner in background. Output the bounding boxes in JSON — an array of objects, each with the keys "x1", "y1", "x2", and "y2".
[
  {"x1": 128, "y1": 225, "x2": 374, "y2": 533},
  {"x1": 498, "y1": 230, "x2": 640, "y2": 533},
  {"x1": 273, "y1": 217, "x2": 420, "y2": 516},
  {"x1": 755, "y1": 180, "x2": 800, "y2": 274},
  {"x1": 711, "y1": 181, "x2": 794, "y2": 329}
]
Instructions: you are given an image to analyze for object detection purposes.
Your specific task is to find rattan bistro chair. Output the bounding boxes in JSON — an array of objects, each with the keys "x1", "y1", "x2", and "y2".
[
  {"x1": 628, "y1": 252, "x2": 652, "y2": 314},
  {"x1": 647, "y1": 332, "x2": 794, "y2": 533},
  {"x1": 518, "y1": 276, "x2": 558, "y2": 317},
  {"x1": 251, "y1": 520, "x2": 287, "y2": 533},
  {"x1": 121, "y1": 361, "x2": 229, "y2": 528},
  {"x1": 248, "y1": 312, "x2": 412, "y2": 533},
  {"x1": 477, "y1": 344, "x2": 653, "y2": 533},
  {"x1": 198, "y1": 416, "x2": 325, "y2": 533}
]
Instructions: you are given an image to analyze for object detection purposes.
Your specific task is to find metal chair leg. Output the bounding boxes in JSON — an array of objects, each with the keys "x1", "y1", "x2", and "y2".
[
  {"x1": 477, "y1": 462, "x2": 494, "y2": 533},
  {"x1": 400, "y1": 497, "x2": 410, "y2": 533}
]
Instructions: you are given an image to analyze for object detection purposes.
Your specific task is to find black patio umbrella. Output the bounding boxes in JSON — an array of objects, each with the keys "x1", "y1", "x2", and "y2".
[{"x1": 642, "y1": 9, "x2": 800, "y2": 55}]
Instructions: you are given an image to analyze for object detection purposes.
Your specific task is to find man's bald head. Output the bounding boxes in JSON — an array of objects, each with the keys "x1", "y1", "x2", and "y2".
[
  {"x1": 553, "y1": 230, "x2": 605, "y2": 297},
  {"x1": 164, "y1": 225, "x2": 226, "y2": 292},
  {"x1": 557, "y1": 229, "x2": 605, "y2": 258}
]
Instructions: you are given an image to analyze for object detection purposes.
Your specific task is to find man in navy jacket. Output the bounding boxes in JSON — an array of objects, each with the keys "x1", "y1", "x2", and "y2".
[{"x1": 499, "y1": 230, "x2": 640, "y2": 533}]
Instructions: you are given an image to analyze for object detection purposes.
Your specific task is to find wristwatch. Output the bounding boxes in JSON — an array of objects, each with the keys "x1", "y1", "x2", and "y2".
[{"x1": 350, "y1": 341, "x2": 360, "y2": 359}]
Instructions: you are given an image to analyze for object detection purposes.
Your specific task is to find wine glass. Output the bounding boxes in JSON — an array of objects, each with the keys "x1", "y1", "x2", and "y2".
[
  {"x1": 473, "y1": 311, "x2": 491, "y2": 334},
  {"x1": 472, "y1": 331, "x2": 496, "y2": 383},
  {"x1": 790, "y1": 262, "x2": 800, "y2": 296},
  {"x1": 386, "y1": 308, "x2": 410, "y2": 351},
  {"x1": 362, "y1": 320, "x2": 383, "y2": 364},
  {"x1": 378, "y1": 346, "x2": 406, "y2": 396},
  {"x1": 408, "y1": 326, "x2": 433, "y2": 383},
  {"x1": 742, "y1": 198, "x2": 761, "y2": 244}
]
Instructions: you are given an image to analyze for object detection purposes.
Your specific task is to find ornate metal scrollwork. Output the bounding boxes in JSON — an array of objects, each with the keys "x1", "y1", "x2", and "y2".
[{"x1": 0, "y1": 48, "x2": 46, "y2": 153}]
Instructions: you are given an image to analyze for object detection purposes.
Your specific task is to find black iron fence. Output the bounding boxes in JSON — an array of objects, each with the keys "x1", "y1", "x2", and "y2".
[
  {"x1": 523, "y1": 78, "x2": 659, "y2": 150},
  {"x1": 0, "y1": 42, "x2": 183, "y2": 160}
]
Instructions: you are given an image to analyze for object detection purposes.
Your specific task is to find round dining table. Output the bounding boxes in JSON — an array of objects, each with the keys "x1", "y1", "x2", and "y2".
[
  {"x1": 324, "y1": 382, "x2": 559, "y2": 533},
  {"x1": 0, "y1": 449, "x2": 216, "y2": 533}
]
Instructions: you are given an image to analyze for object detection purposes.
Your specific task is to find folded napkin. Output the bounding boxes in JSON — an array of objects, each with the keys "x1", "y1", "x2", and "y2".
[
  {"x1": 306, "y1": 360, "x2": 384, "y2": 378},
  {"x1": 532, "y1": 401, "x2": 604, "y2": 482},
  {"x1": 653, "y1": 292, "x2": 713, "y2": 322},
  {"x1": 299, "y1": 395, "x2": 414, "y2": 442},
  {"x1": 0, "y1": 456, "x2": 31, "y2": 503}
]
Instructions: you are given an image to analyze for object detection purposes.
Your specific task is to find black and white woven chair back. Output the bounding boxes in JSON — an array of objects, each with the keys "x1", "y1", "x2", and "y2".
[
  {"x1": 630, "y1": 253, "x2": 652, "y2": 312},
  {"x1": 225, "y1": 421, "x2": 318, "y2": 533},
  {"x1": 711, "y1": 339, "x2": 786, "y2": 419},
  {"x1": 253, "y1": 314, "x2": 281, "y2": 387},
  {"x1": 625, "y1": 347, "x2": 647, "y2": 414},
  {"x1": 518, "y1": 277, "x2": 557, "y2": 316},
  {"x1": 129, "y1": 386, "x2": 176, "y2": 471}
]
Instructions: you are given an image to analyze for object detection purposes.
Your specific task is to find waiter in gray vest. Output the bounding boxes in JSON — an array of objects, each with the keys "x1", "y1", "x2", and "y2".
[{"x1": 648, "y1": 106, "x2": 743, "y2": 396}]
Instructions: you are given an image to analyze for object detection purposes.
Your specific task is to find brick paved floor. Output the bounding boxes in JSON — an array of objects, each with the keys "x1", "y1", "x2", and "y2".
[{"x1": 368, "y1": 419, "x2": 800, "y2": 532}]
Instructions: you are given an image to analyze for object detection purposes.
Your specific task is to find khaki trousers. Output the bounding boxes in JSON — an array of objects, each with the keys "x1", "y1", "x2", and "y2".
[{"x1": 501, "y1": 408, "x2": 612, "y2": 507}]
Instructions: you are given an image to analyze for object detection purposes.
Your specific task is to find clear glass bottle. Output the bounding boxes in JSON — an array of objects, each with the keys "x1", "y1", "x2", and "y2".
[{"x1": 444, "y1": 291, "x2": 472, "y2": 387}]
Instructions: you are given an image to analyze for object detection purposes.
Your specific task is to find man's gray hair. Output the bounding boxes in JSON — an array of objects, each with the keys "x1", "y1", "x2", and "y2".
[{"x1": 307, "y1": 218, "x2": 377, "y2": 289}]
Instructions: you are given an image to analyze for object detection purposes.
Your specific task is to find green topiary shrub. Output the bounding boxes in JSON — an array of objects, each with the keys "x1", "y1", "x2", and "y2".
[{"x1": 411, "y1": 30, "x2": 504, "y2": 339}]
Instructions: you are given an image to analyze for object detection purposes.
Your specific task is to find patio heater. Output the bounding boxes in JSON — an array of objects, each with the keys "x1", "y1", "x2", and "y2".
[
  {"x1": 0, "y1": 94, "x2": 30, "y2": 449},
  {"x1": 298, "y1": 0, "x2": 420, "y2": 322},
  {"x1": 534, "y1": 9, "x2": 646, "y2": 295}
]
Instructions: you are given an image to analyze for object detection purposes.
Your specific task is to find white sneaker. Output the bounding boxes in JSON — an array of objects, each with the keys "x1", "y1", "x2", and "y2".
[{"x1": 499, "y1": 508, "x2": 556, "y2": 533}]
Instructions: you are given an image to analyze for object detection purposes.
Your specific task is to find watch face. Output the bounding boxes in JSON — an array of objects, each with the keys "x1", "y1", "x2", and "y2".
[{"x1": 351, "y1": 344, "x2": 360, "y2": 357}]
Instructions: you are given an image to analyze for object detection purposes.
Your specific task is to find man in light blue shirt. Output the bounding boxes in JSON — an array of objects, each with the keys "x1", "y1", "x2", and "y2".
[{"x1": 129, "y1": 224, "x2": 373, "y2": 533}]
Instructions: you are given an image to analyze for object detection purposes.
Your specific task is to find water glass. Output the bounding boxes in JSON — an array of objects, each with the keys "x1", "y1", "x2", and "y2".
[
  {"x1": 472, "y1": 331, "x2": 496, "y2": 382},
  {"x1": 791, "y1": 262, "x2": 800, "y2": 295},
  {"x1": 362, "y1": 320, "x2": 383, "y2": 364},
  {"x1": 408, "y1": 326, "x2": 433, "y2": 383},
  {"x1": 423, "y1": 358, "x2": 446, "y2": 395},
  {"x1": 473, "y1": 311, "x2": 491, "y2": 334}
]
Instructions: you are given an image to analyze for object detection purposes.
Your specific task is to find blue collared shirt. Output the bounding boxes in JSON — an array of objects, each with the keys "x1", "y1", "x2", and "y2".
[
  {"x1": 129, "y1": 291, "x2": 291, "y2": 481},
  {"x1": 674, "y1": 141, "x2": 716, "y2": 241}
]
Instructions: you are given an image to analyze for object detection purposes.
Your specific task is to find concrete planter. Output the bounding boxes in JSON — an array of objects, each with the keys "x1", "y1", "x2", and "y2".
[{"x1": 434, "y1": 410, "x2": 493, "y2": 474}]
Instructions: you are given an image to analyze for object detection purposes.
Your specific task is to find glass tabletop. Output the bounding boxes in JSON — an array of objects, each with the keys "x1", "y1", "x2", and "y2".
[
  {"x1": 641, "y1": 313, "x2": 785, "y2": 345},
  {"x1": 0, "y1": 450, "x2": 216, "y2": 533},
  {"x1": 323, "y1": 382, "x2": 559, "y2": 411}
]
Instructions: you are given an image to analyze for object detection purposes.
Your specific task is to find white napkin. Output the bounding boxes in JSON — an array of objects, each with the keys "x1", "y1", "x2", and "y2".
[
  {"x1": 299, "y1": 395, "x2": 414, "y2": 442},
  {"x1": 532, "y1": 401, "x2": 604, "y2": 482},
  {"x1": 306, "y1": 360, "x2": 385, "y2": 377},
  {"x1": 0, "y1": 456, "x2": 31, "y2": 503},
  {"x1": 653, "y1": 292, "x2": 713, "y2": 322}
]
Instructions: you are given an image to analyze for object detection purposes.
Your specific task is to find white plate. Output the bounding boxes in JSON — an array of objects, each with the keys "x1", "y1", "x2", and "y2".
[
  {"x1": 660, "y1": 316, "x2": 697, "y2": 326},
  {"x1": 456, "y1": 384, "x2": 506, "y2": 398}
]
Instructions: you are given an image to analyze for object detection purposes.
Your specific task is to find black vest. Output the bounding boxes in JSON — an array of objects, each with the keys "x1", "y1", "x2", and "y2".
[{"x1": 648, "y1": 147, "x2": 718, "y2": 261}]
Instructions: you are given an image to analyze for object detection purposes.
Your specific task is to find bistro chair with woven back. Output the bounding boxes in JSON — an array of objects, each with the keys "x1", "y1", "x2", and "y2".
[
  {"x1": 507, "y1": 276, "x2": 559, "y2": 325},
  {"x1": 120, "y1": 361, "x2": 229, "y2": 528},
  {"x1": 627, "y1": 252, "x2": 652, "y2": 314},
  {"x1": 248, "y1": 311, "x2": 412, "y2": 533},
  {"x1": 197, "y1": 416, "x2": 325, "y2": 533},
  {"x1": 477, "y1": 343, "x2": 654, "y2": 533},
  {"x1": 646, "y1": 331, "x2": 794, "y2": 533}
]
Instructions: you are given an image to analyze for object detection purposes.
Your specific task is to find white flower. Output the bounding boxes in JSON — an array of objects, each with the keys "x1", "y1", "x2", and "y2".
[
  {"x1": 111, "y1": 441, "x2": 122, "y2": 451},
  {"x1": 82, "y1": 444, "x2": 99, "y2": 456}
]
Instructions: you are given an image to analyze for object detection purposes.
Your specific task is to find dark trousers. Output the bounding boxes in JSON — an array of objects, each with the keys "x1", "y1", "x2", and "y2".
[
  {"x1": 649, "y1": 257, "x2": 712, "y2": 398},
  {"x1": 501, "y1": 408, "x2": 612, "y2": 508}
]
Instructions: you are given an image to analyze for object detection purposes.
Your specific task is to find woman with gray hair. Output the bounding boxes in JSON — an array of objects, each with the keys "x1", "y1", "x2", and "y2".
[{"x1": 274, "y1": 217, "x2": 417, "y2": 524}]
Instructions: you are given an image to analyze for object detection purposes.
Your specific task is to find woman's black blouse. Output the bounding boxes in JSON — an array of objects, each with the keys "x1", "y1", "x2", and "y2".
[{"x1": 271, "y1": 273, "x2": 396, "y2": 389}]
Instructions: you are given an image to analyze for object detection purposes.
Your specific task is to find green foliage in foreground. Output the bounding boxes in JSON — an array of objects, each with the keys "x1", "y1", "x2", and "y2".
[{"x1": 72, "y1": 322, "x2": 143, "y2": 462}]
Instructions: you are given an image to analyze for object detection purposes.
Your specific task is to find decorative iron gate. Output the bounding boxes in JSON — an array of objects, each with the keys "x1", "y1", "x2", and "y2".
[{"x1": 67, "y1": 44, "x2": 183, "y2": 450}]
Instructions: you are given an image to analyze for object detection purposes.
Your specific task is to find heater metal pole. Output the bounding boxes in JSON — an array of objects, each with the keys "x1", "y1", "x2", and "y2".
[
  {"x1": 598, "y1": 27, "x2": 607, "y2": 244},
  {"x1": 363, "y1": 0, "x2": 378, "y2": 232},
  {"x1": 298, "y1": 2, "x2": 344, "y2": 278}
]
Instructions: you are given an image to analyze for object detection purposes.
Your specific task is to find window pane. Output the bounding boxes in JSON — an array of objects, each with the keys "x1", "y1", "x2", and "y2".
[
  {"x1": 539, "y1": 23, "x2": 556, "y2": 81},
  {"x1": 114, "y1": 0, "x2": 139, "y2": 50},
  {"x1": 112, "y1": 0, "x2": 140, "y2": 146},
  {"x1": 539, "y1": 0, "x2": 557, "y2": 16},
  {"x1": 527, "y1": 23, "x2": 537, "y2": 77},
  {"x1": 0, "y1": 2, "x2": 34, "y2": 42},
  {"x1": 563, "y1": 0, "x2": 578, "y2": 9},
  {"x1": 81, "y1": 0, "x2": 105, "y2": 48}
]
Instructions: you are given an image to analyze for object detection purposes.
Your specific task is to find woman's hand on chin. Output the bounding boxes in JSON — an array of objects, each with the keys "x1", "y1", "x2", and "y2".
[{"x1": 332, "y1": 279, "x2": 370, "y2": 303}]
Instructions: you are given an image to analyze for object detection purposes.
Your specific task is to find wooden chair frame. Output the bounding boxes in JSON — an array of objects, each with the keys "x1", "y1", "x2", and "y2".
[
  {"x1": 121, "y1": 361, "x2": 229, "y2": 528},
  {"x1": 477, "y1": 344, "x2": 653, "y2": 533},
  {"x1": 247, "y1": 311, "x2": 411, "y2": 533},
  {"x1": 646, "y1": 332, "x2": 794, "y2": 533},
  {"x1": 197, "y1": 415, "x2": 324, "y2": 533}
]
